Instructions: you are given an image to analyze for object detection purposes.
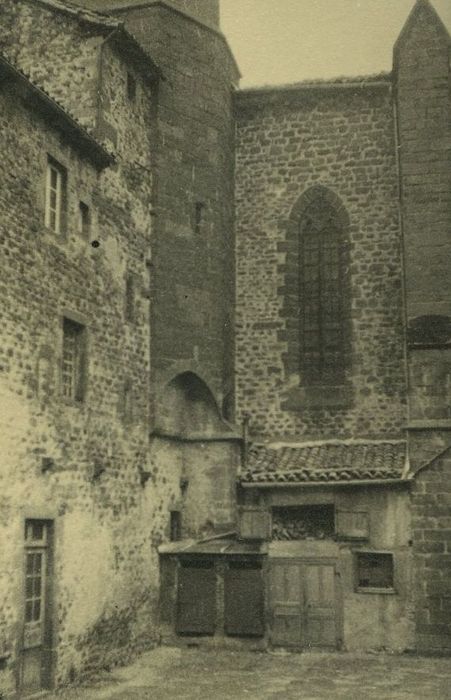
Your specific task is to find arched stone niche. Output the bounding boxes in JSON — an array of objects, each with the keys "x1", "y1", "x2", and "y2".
[{"x1": 156, "y1": 371, "x2": 233, "y2": 439}]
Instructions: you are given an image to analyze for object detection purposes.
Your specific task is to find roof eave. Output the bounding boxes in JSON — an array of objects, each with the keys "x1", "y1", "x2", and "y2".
[
  {"x1": 0, "y1": 58, "x2": 114, "y2": 169},
  {"x1": 240, "y1": 477, "x2": 410, "y2": 489},
  {"x1": 111, "y1": 28, "x2": 164, "y2": 83}
]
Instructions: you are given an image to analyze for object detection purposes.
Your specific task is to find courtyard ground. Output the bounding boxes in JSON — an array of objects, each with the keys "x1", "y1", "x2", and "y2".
[{"x1": 49, "y1": 646, "x2": 451, "y2": 699}]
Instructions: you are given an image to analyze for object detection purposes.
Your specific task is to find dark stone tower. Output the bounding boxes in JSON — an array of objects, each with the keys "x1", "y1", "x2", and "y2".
[
  {"x1": 108, "y1": 1, "x2": 239, "y2": 431},
  {"x1": 90, "y1": 0, "x2": 241, "y2": 539},
  {"x1": 395, "y1": 0, "x2": 451, "y2": 655}
]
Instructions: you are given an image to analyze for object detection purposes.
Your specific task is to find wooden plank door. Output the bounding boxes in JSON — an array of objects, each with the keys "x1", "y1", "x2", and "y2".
[
  {"x1": 269, "y1": 560, "x2": 304, "y2": 647},
  {"x1": 224, "y1": 561, "x2": 264, "y2": 637},
  {"x1": 269, "y1": 558, "x2": 340, "y2": 650},
  {"x1": 304, "y1": 562, "x2": 337, "y2": 648},
  {"x1": 20, "y1": 520, "x2": 53, "y2": 695},
  {"x1": 176, "y1": 560, "x2": 216, "y2": 635}
]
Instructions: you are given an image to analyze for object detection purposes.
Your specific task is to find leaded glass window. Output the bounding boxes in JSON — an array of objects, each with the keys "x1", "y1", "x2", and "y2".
[{"x1": 300, "y1": 198, "x2": 345, "y2": 384}]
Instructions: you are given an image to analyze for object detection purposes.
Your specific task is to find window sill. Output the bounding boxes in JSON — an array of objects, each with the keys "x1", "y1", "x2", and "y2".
[
  {"x1": 282, "y1": 384, "x2": 352, "y2": 411},
  {"x1": 355, "y1": 587, "x2": 396, "y2": 595}
]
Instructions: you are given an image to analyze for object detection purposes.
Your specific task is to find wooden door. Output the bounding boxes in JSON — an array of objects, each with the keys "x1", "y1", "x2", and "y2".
[
  {"x1": 176, "y1": 560, "x2": 216, "y2": 635},
  {"x1": 20, "y1": 520, "x2": 53, "y2": 695},
  {"x1": 269, "y1": 560, "x2": 304, "y2": 647},
  {"x1": 304, "y1": 563, "x2": 337, "y2": 648},
  {"x1": 224, "y1": 561, "x2": 264, "y2": 637},
  {"x1": 269, "y1": 558, "x2": 340, "y2": 649}
]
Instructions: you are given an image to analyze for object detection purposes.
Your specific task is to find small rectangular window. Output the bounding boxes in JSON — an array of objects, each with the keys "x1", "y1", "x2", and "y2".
[
  {"x1": 170, "y1": 511, "x2": 182, "y2": 542},
  {"x1": 355, "y1": 552, "x2": 394, "y2": 591},
  {"x1": 121, "y1": 380, "x2": 133, "y2": 423},
  {"x1": 127, "y1": 72, "x2": 136, "y2": 101},
  {"x1": 62, "y1": 318, "x2": 86, "y2": 402},
  {"x1": 78, "y1": 201, "x2": 90, "y2": 237},
  {"x1": 194, "y1": 201, "x2": 204, "y2": 234},
  {"x1": 45, "y1": 157, "x2": 67, "y2": 234}
]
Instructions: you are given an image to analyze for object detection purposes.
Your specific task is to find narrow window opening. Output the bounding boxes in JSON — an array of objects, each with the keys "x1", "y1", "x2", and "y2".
[
  {"x1": 127, "y1": 72, "x2": 136, "y2": 101},
  {"x1": 194, "y1": 201, "x2": 205, "y2": 234},
  {"x1": 170, "y1": 511, "x2": 182, "y2": 542},
  {"x1": 300, "y1": 197, "x2": 345, "y2": 384},
  {"x1": 355, "y1": 552, "x2": 394, "y2": 590},
  {"x1": 62, "y1": 318, "x2": 86, "y2": 402},
  {"x1": 78, "y1": 201, "x2": 90, "y2": 238},
  {"x1": 45, "y1": 157, "x2": 67, "y2": 234},
  {"x1": 125, "y1": 274, "x2": 135, "y2": 322},
  {"x1": 122, "y1": 380, "x2": 133, "y2": 423}
]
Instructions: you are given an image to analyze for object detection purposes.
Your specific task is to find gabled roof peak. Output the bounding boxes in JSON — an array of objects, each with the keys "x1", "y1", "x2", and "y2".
[{"x1": 394, "y1": 0, "x2": 451, "y2": 57}]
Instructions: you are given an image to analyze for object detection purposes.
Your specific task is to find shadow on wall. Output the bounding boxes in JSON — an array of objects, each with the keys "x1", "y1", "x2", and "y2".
[{"x1": 157, "y1": 372, "x2": 232, "y2": 438}]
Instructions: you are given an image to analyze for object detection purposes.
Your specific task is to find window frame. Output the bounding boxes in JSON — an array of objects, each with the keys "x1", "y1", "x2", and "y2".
[
  {"x1": 45, "y1": 157, "x2": 67, "y2": 234},
  {"x1": 61, "y1": 317, "x2": 87, "y2": 403},
  {"x1": 299, "y1": 199, "x2": 346, "y2": 385},
  {"x1": 354, "y1": 550, "x2": 395, "y2": 594}
]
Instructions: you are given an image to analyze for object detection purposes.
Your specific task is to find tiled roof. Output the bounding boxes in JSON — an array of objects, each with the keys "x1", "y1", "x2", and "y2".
[{"x1": 241, "y1": 440, "x2": 408, "y2": 485}]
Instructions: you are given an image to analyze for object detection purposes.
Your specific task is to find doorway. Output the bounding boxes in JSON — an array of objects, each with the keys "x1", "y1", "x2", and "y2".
[
  {"x1": 19, "y1": 520, "x2": 54, "y2": 695},
  {"x1": 269, "y1": 557, "x2": 341, "y2": 649}
]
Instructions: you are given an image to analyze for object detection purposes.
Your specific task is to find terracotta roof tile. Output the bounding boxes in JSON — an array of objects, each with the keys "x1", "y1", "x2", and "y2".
[{"x1": 241, "y1": 440, "x2": 408, "y2": 485}]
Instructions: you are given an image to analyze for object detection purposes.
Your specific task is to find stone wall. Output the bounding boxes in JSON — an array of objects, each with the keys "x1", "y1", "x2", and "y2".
[
  {"x1": 235, "y1": 81, "x2": 406, "y2": 440},
  {"x1": 0, "y1": 0, "x2": 101, "y2": 129},
  {"x1": 0, "y1": 11, "x2": 162, "y2": 693},
  {"x1": 411, "y1": 448, "x2": 451, "y2": 654}
]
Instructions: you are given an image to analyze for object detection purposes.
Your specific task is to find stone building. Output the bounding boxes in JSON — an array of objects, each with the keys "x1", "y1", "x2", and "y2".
[
  {"x1": 0, "y1": 0, "x2": 450, "y2": 696},
  {"x1": 234, "y1": 0, "x2": 451, "y2": 658}
]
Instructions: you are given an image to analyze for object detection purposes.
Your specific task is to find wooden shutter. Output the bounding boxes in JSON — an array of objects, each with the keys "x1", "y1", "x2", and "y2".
[
  {"x1": 238, "y1": 507, "x2": 270, "y2": 540},
  {"x1": 336, "y1": 510, "x2": 369, "y2": 540},
  {"x1": 224, "y1": 561, "x2": 264, "y2": 637},
  {"x1": 176, "y1": 560, "x2": 216, "y2": 635}
]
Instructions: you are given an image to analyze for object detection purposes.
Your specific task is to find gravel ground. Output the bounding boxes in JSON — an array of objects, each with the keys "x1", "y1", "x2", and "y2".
[{"x1": 47, "y1": 646, "x2": 451, "y2": 700}]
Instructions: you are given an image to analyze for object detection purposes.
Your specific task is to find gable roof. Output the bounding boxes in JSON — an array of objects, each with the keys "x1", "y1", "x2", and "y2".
[
  {"x1": 241, "y1": 440, "x2": 409, "y2": 487},
  {"x1": 0, "y1": 54, "x2": 114, "y2": 168},
  {"x1": 30, "y1": 0, "x2": 163, "y2": 83}
]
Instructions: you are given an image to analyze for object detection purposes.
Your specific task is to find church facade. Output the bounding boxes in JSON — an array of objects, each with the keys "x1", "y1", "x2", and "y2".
[{"x1": 0, "y1": 0, "x2": 450, "y2": 695}]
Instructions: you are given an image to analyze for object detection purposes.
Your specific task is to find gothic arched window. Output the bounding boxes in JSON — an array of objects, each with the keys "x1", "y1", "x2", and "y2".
[{"x1": 299, "y1": 196, "x2": 346, "y2": 385}]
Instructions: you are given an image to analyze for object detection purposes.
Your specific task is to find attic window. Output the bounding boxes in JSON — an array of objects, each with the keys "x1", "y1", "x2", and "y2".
[{"x1": 127, "y1": 72, "x2": 136, "y2": 101}]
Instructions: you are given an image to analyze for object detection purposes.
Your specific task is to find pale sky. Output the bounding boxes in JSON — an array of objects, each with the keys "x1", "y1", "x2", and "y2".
[{"x1": 220, "y1": 0, "x2": 451, "y2": 87}]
